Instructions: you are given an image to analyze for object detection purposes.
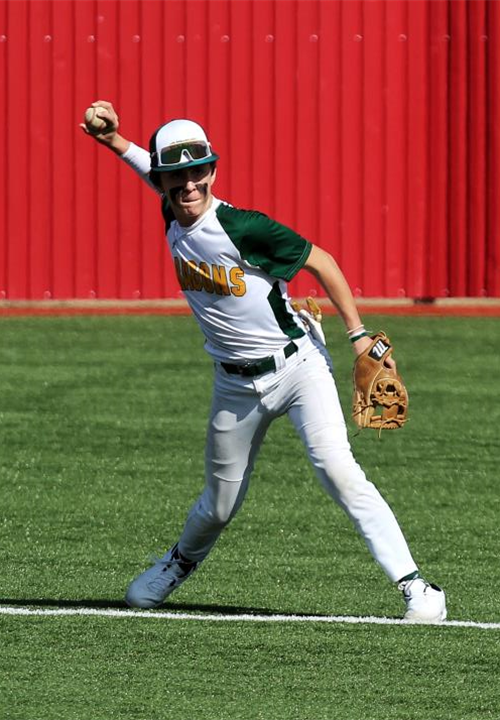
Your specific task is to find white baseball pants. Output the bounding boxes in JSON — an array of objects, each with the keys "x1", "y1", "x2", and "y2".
[{"x1": 178, "y1": 335, "x2": 417, "y2": 582}]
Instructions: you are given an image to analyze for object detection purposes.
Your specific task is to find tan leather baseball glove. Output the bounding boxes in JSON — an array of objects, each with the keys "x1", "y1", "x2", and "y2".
[{"x1": 352, "y1": 332, "x2": 408, "y2": 431}]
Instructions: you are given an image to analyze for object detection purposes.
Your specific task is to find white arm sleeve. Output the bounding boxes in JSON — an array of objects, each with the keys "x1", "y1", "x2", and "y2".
[{"x1": 121, "y1": 142, "x2": 161, "y2": 195}]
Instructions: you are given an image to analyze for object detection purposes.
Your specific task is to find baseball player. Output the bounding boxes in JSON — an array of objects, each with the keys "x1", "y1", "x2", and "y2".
[{"x1": 81, "y1": 101, "x2": 446, "y2": 622}]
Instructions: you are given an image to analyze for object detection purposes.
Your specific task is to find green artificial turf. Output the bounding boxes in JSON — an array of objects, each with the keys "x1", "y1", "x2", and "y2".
[{"x1": 0, "y1": 314, "x2": 499, "y2": 720}]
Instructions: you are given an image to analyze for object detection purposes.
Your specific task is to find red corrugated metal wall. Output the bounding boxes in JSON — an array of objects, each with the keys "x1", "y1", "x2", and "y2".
[{"x1": 1, "y1": 0, "x2": 499, "y2": 300}]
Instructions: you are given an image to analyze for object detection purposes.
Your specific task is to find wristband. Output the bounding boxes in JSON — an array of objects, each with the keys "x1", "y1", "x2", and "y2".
[
  {"x1": 346, "y1": 324, "x2": 365, "y2": 337},
  {"x1": 350, "y1": 331, "x2": 369, "y2": 343}
]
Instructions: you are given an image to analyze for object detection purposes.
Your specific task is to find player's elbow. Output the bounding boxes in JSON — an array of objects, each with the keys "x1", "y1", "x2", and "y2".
[{"x1": 304, "y1": 245, "x2": 337, "y2": 279}]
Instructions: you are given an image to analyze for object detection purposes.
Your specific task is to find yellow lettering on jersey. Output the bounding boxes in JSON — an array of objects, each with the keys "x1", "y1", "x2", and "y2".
[
  {"x1": 212, "y1": 265, "x2": 231, "y2": 296},
  {"x1": 174, "y1": 257, "x2": 187, "y2": 291},
  {"x1": 188, "y1": 260, "x2": 203, "y2": 291},
  {"x1": 230, "y1": 267, "x2": 247, "y2": 297},
  {"x1": 181, "y1": 259, "x2": 195, "y2": 291},
  {"x1": 198, "y1": 262, "x2": 214, "y2": 293},
  {"x1": 173, "y1": 258, "x2": 245, "y2": 296}
]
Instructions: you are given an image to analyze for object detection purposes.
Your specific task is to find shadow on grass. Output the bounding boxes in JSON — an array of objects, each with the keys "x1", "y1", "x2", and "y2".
[{"x1": 0, "y1": 597, "x2": 287, "y2": 615}]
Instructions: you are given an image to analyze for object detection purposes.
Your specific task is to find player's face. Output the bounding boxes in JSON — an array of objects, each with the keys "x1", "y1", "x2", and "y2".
[{"x1": 160, "y1": 164, "x2": 216, "y2": 226}]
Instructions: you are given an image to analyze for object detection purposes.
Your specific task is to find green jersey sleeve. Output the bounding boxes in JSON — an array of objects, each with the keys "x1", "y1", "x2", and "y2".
[{"x1": 216, "y1": 204, "x2": 312, "y2": 281}]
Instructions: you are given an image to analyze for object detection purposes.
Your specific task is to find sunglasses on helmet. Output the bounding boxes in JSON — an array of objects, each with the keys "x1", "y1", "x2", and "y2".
[{"x1": 155, "y1": 140, "x2": 213, "y2": 168}]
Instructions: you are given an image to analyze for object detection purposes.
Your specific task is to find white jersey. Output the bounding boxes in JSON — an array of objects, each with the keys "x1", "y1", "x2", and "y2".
[
  {"x1": 162, "y1": 196, "x2": 312, "y2": 361},
  {"x1": 122, "y1": 143, "x2": 312, "y2": 362}
]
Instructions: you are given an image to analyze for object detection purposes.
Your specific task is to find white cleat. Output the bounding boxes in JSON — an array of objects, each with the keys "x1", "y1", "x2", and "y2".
[
  {"x1": 125, "y1": 544, "x2": 198, "y2": 609},
  {"x1": 399, "y1": 577, "x2": 447, "y2": 623}
]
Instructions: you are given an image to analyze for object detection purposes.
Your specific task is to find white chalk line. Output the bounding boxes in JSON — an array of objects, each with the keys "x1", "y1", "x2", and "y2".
[{"x1": 0, "y1": 605, "x2": 499, "y2": 630}]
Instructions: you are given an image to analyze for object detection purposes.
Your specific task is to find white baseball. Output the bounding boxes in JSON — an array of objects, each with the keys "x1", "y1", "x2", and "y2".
[{"x1": 84, "y1": 106, "x2": 108, "y2": 134}]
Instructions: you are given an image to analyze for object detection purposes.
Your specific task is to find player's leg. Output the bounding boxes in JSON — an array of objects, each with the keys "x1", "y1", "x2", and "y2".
[
  {"x1": 284, "y1": 344, "x2": 415, "y2": 580},
  {"x1": 125, "y1": 370, "x2": 271, "y2": 608},
  {"x1": 177, "y1": 372, "x2": 272, "y2": 561},
  {"x1": 285, "y1": 343, "x2": 446, "y2": 620}
]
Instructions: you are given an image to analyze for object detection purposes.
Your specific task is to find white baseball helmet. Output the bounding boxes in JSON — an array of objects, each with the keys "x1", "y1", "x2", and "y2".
[{"x1": 149, "y1": 119, "x2": 219, "y2": 173}]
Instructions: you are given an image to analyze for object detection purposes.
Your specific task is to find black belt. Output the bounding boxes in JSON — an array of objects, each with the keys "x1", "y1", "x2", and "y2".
[{"x1": 221, "y1": 341, "x2": 298, "y2": 377}]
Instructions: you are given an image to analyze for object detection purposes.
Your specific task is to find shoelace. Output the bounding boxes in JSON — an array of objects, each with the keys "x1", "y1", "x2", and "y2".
[
  {"x1": 147, "y1": 550, "x2": 197, "y2": 587},
  {"x1": 398, "y1": 577, "x2": 430, "y2": 595}
]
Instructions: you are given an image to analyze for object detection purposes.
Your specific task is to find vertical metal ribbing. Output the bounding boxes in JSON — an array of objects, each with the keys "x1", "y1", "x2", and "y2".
[
  {"x1": 467, "y1": 0, "x2": 487, "y2": 296},
  {"x1": 362, "y1": 0, "x2": 385, "y2": 297},
  {"x1": 273, "y1": 0, "x2": 296, "y2": 234},
  {"x1": 339, "y1": 0, "x2": 364, "y2": 295},
  {"x1": 317, "y1": 0, "x2": 341, "y2": 267},
  {"x1": 1, "y1": 0, "x2": 499, "y2": 300},
  {"x1": 427, "y1": 0, "x2": 449, "y2": 298},
  {"x1": 0, "y1": 1, "x2": 7, "y2": 300},
  {"x1": 448, "y1": 0, "x2": 468, "y2": 296},
  {"x1": 380, "y1": 0, "x2": 388, "y2": 298},
  {"x1": 6, "y1": 1, "x2": 30, "y2": 298},
  {"x1": 486, "y1": 0, "x2": 500, "y2": 296},
  {"x1": 292, "y1": 0, "x2": 320, "y2": 299}
]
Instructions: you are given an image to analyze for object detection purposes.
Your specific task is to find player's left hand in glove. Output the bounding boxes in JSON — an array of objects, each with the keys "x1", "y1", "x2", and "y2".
[
  {"x1": 352, "y1": 331, "x2": 408, "y2": 431},
  {"x1": 291, "y1": 297, "x2": 326, "y2": 346}
]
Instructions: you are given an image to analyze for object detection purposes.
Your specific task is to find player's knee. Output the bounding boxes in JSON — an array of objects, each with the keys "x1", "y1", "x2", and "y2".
[
  {"x1": 199, "y1": 506, "x2": 232, "y2": 528},
  {"x1": 317, "y1": 453, "x2": 372, "y2": 499},
  {"x1": 199, "y1": 491, "x2": 238, "y2": 526}
]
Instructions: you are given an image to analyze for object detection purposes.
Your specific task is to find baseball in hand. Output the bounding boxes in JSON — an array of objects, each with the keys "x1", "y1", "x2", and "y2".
[{"x1": 84, "y1": 106, "x2": 110, "y2": 135}]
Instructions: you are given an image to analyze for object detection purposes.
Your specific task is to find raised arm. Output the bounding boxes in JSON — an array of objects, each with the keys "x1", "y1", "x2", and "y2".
[{"x1": 80, "y1": 100, "x2": 159, "y2": 193}]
